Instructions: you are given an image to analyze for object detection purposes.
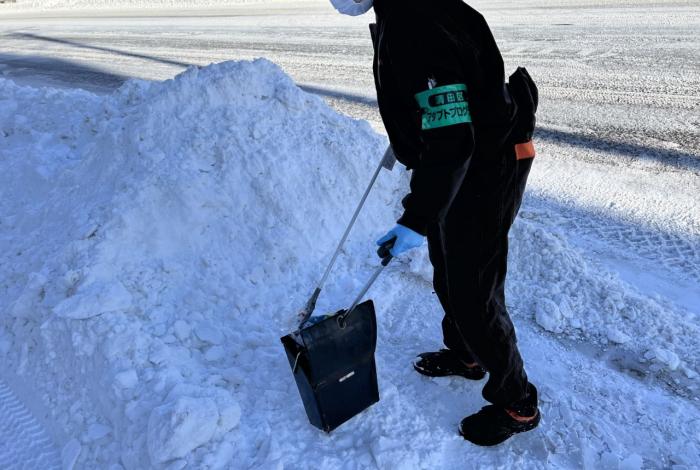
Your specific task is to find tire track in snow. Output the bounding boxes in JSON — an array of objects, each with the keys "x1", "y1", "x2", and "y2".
[
  {"x1": 0, "y1": 380, "x2": 61, "y2": 470},
  {"x1": 529, "y1": 202, "x2": 700, "y2": 287}
]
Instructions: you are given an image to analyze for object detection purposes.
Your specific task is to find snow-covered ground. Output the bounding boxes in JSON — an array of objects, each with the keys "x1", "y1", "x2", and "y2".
[{"x1": 1, "y1": 1, "x2": 699, "y2": 469}]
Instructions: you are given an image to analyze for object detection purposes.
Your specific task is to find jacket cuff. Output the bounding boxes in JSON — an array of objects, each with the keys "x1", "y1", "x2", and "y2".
[{"x1": 397, "y1": 212, "x2": 430, "y2": 237}]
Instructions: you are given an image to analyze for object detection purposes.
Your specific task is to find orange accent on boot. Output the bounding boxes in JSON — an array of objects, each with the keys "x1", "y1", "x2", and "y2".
[
  {"x1": 464, "y1": 362, "x2": 480, "y2": 368},
  {"x1": 515, "y1": 140, "x2": 536, "y2": 160},
  {"x1": 506, "y1": 409, "x2": 538, "y2": 423}
]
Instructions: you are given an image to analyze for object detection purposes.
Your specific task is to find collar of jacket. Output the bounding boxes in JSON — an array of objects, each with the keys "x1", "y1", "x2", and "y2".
[
  {"x1": 374, "y1": 0, "x2": 464, "y2": 23},
  {"x1": 373, "y1": 0, "x2": 420, "y2": 17}
]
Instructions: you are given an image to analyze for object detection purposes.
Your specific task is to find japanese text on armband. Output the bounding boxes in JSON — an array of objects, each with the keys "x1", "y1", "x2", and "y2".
[{"x1": 414, "y1": 84, "x2": 472, "y2": 130}]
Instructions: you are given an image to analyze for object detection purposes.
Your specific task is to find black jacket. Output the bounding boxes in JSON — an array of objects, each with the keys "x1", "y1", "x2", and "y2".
[{"x1": 372, "y1": 0, "x2": 518, "y2": 235}]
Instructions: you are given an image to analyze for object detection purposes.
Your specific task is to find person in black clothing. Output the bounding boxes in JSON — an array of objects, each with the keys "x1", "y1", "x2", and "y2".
[{"x1": 330, "y1": 0, "x2": 541, "y2": 445}]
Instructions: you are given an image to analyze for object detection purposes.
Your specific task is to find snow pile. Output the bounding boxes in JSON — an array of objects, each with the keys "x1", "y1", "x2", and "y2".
[
  {"x1": 508, "y1": 215, "x2": 699, "y2": 384},
  {"x1": 408, "y1": 214, "x2": 700, "y2": 397},
  {"x1": 0, "y1": 59, "x2": 400, "y2": 468},
  {"x1": 1, "y1": 58, "x2": 698, "y2": 468}
]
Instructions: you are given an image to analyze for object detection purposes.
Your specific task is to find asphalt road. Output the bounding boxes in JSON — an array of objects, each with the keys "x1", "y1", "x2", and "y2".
[{"x1": 1, "y1": 1, "x2": 698, "y2": 148}]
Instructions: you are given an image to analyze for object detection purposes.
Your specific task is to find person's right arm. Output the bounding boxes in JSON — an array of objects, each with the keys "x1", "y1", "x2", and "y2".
[{"x1": 388, "y1": 24, "x2": 476, "y2": 236}]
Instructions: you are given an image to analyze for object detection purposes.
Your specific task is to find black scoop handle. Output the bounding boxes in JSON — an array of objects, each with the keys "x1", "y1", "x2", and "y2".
[{"x1": 377, "y1": 237, "x2": 396, "y2": 266}]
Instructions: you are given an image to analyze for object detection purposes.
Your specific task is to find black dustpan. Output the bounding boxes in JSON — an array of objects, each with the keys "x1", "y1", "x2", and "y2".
[
  {"x1": 281, "y1": 245, "x2": 392, "y2": 433},
  {"x1": 281, "y1": 299, "x2": 379, "y2": 433},
  {"x1": 280, "y1": 147, "x2": 396, "y2": 433}
]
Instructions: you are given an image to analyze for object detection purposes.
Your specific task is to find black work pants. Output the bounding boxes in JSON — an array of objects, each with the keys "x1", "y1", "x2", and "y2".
[{"x1": 427, "y1": 144, "x2": 537, "y2": 414}]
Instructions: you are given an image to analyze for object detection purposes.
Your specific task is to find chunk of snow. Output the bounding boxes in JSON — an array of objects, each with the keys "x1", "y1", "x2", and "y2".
[
  {"x1": 86, "y1": 423, "x2": 112, "y2": 441},
  {"x1": 61, "y1": 439, "x2": 81, "y2": 470},
  {"x1": 147, "y1": 397, "x2": 219, "y2": 464},
  {"x1": 535, "y1": 298, "x2": 564, "y2": 333},
  {"x1": 647, "y1": 348, "x2": 681, "y2": 371},
  {"x1": 600, "y1": 452, "x2": 620, "y2": 469},
  {"x1": 173, "y1": 320, "x2": 191, "y2": 341},
  {"x1": 114, "y1": 370, "x2": 139, "y2": 389},
  {"x1": 607, "y1": 327, "x2": 632, "y2": 344},
  {"x1": 195, "y1": 323, "x2": 224, "y2": 345},
  {"x1": 53, "y1": 280, "x2": 132, "y2": 320},
  {"x1": 205, "y1": 346, "x2": 226, "y2": 362},
  {"x1": 204, "y1": 440, "x2": 235, "y2": 470},
  {"x1": 619, "y1": 454, "x2": 644, "y2": 470}
]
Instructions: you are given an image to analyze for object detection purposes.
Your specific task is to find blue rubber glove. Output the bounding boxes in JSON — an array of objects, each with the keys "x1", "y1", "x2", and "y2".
[{"x1": 376, "y1": 224, "x2": 425, "y2": 257}]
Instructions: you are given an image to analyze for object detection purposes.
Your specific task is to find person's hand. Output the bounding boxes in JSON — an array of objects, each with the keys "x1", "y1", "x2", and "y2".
[{"x1": 376, "y1": 224, "x2": 425, "y2": 258}]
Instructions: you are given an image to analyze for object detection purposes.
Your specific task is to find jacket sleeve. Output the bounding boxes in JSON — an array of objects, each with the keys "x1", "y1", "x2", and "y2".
[{"x1": 388, "y1": 26, "x2": 476, "y2": 236}]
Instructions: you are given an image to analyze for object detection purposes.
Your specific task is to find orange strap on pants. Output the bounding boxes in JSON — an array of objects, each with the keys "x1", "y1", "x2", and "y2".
[{"x1": 515, "y1": 140, "x2": 536, "y2": 160}]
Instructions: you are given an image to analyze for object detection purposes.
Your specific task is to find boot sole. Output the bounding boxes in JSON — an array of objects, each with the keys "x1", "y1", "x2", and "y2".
[
  {"x1": 459, "y1": 411, "x2": 541, "y2": 446},
  {"x1": 412, "y1": 362, "x2": 487, "y2": 381}
]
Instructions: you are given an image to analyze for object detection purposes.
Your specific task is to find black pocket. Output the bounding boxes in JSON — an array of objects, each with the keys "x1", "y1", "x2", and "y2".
[{"x1": 508, "y1": 67, "x2": 539, "y2": 143}]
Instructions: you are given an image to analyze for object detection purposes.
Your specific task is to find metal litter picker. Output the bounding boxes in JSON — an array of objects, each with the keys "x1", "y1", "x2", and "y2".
[{"x1": 280, "y1": 146, "x2": 396, "y2": 433}]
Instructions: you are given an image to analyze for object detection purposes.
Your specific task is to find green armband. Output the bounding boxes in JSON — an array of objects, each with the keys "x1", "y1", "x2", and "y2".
[{"x1": 414, "y1": 84, "x2": 472, "y2": 130}]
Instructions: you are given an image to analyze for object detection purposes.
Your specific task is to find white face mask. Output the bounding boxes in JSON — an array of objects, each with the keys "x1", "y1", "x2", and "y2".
[{"x1": 329, "y1": 0, "x2": 374, "y2": 16}]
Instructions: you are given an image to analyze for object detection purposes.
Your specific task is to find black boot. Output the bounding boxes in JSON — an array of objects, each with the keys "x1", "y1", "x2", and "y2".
[
  {"x1": 459, "y1": 405, "x2": 541, "y2": 446},
  {"x1": 413, "y1": 349, "x2": 486, "y2": 380}
]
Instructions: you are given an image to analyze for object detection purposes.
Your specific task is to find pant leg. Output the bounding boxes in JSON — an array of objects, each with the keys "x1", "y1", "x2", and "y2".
[
  {"x1": 441, "y1": 146, "x2": 536, "y2": 413},
  {"x1": 427, "y1": 224, "x2": 477, "y2": 362}
]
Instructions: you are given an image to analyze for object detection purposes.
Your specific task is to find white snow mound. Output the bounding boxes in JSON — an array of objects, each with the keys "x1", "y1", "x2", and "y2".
[{"x1": 0, "y1": 59, "x2": 399, "y2": 468}]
